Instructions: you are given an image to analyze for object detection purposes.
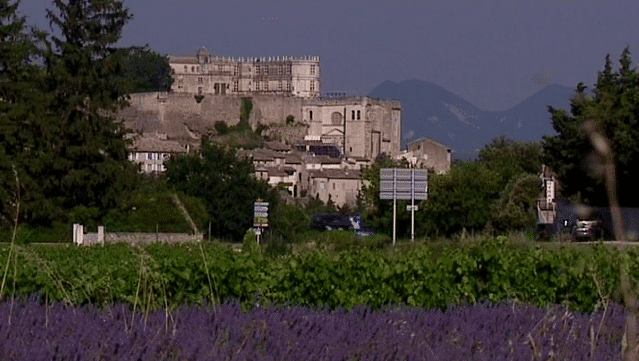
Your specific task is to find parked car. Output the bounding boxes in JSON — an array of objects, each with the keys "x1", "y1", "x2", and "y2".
[
  {"x1": 572, "y1": 219, "x2": 604, "y2": 240},
  {"x1": 311, "y1": 212, "x2": 374, "y2": 236}
]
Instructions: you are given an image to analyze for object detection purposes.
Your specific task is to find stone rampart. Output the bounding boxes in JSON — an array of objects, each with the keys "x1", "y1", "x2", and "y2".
[{"x1": 122, "y1": 93, "x2": 305, "y2": 137}]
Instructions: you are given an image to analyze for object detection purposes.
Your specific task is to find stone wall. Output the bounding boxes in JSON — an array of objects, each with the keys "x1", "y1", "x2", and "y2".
[
  {"x1": 121, "y1": 93, "x2": 305, "y2": 137},
  {"x1": 82, "y1": 231, "x2": 203, "y2": 245}
]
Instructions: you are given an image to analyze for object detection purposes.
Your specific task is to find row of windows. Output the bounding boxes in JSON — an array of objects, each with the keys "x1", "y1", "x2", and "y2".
[
  {"x1": 145, "y1": 163, "x2": 165, "y2": 172},
  {"x1": 129, "y1": 152, "x2": 171, "y2": 161},
  {"x1": 255, "y1": 64, "x2": 292, "y2": 76},
  {"x1": 180, "y1": 63, "x2": 317, "y2": 77}
]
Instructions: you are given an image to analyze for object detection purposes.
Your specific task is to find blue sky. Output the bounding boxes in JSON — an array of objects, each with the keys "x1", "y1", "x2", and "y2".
[{"x1": 19, "y1": 0, "x2": 639, "y2": 111}]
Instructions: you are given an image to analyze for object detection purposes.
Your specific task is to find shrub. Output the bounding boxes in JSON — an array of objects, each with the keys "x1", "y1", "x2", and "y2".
[{"x1": 214, "y1": 120, "x2": 229, "y2": 135}]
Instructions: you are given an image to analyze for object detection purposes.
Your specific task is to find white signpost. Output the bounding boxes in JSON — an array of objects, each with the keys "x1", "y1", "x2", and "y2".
[{"x1": 380, "y1": 168, "x2": 428, "y2": 244}]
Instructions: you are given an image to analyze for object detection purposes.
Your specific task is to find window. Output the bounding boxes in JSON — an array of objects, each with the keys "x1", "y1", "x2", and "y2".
[
  {"x1": 264, "y1": 66, "x2": 269, "y2": 75},
  {"x1": 233, "y1": 81, "x2": 239, "y2": 92},
  {"x1": 191, "y1": 66, "x2": 195, "y2": 72},
  {"x1": 310, "y1": 64, "x2": 316, "y2": 75},
  {"x1": 233, "y1": 65, "x2": 239, "y2": 75},
  {"x1": 333, "y1": 182, "x2": 335, "y2": 190},
  {"x1": 198, "y1": 87, "x2": 203, "y2": 95},
  {"x1": 357, "y1": 110, "x2": 361, "y2": 120},
  {"x1": 309, "y1": 110, "x2": 313, "y2": 120},
  {"x1": 264, "y1": 81, "x2": 268, "y2": 91},
  {"x1": 255, "y1": 65, "x2": 260, "y2": 75},
  {"x1": 256, "y1": 82, "x2": 260, "y2": 91},
  {"x1": 198, "y1": 77, "x2": 203, "y2": 84},
  {"x1": 352, "y1": 110, "x2": 355, "y2": 120},
  {"x1": 286, "y1": 81, "x2": 291, "y2": 92},
  {"x1": 184, "y1": 65, "x2": 187, "y2": 72},
  {"x1": 148, "y1": 153, "x2": 152, "y2": 160},
  {"x1": 310, "y1": 80, "x2": 315, "y2": 92},
  {"x1": 278, "y1": 80, "x2": 283, "y2": 91},
  {"x1": 287, "y1": 64, "x2": 292, "y2": 74},
  {"x1": 278, "y1": 65, "x2": 283, "y2": 75}
]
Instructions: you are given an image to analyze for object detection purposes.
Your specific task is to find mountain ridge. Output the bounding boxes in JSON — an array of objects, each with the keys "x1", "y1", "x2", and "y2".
[{"x1": 368, "y1": 80, "x2": 574, "y2": 159}]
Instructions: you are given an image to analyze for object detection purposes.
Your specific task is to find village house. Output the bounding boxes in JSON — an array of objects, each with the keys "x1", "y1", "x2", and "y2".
[
  {"x1": 396, "y1": 137, "x2": 452, "y2": 174},
  {"x1": 128, "y1": 136, "x2": 189, "y2": 173}
]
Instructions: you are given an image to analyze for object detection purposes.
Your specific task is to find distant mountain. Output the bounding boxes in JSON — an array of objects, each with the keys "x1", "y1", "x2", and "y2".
[{"x1": 368, "y1": 79, "x2": 574, "y2": 159}]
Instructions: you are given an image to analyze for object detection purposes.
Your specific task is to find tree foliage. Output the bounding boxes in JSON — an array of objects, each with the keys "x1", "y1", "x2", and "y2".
[
  {"x1": 29, "y1": 0, "x2": 140, "y2": 226},
  {"x1": 0, "y1": 0, "x2": 46, "y2": 227},
  {"x1": 359, "y1": 153, "x2": 412, "y2": 237},
  {"x1": 419, "y1": 161, "x2": 502, "y2": 237},
  {"x1": 119, "y1": 46, "x2": 172, "y2": 93},
  {"x1": 165, "y1": 137, "x2": 274, "y2": 241},
  {"x1": 543, "y1": 47, "x2": 639, "y2": 206},
  {"x1": 479, "y1": 135, "x2": 543, "y2": 188},
  {"x1": 0, "y1": 0, "x2": 142, "y2": 232}
]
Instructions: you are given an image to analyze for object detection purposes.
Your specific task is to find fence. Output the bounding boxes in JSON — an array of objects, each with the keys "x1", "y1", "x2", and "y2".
[{"x1": 73, "y1": 224, "x2": 203, "y2": 246}]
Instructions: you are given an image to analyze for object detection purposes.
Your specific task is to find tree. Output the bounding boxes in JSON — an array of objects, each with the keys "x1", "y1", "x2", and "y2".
[
  {"x1": 359, "y1": 153, "x2": 412, "y2": 237},
  {"x1": 418, "y1": 161, "x2": 501, "y2": 237},
  {"x1": 491, "y1": 173, "x2": 541, "y2": 231},
  {"x1": 543, "y1": 48, "x2": 639, "y2": 207},
  {"x1": 20, "y1": 0, "x2": 141, "y2": 226},
  {"x1": 120, "y1": 46, "x2": 172, "y2": 93},
  {"x1": 0, "y1": 0, "x2": 49, "y2": 228},
  {"x1": 479, "y1": 136, "x2": 543, "y2": 187},
  {"x1": 165, "y1": 137, "x2": 274, "y2": 241}
]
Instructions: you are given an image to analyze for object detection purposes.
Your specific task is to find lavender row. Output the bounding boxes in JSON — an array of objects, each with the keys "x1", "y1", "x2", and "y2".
[{"x1": 0, "y1": 299, "x2": 625, "y2": 360}]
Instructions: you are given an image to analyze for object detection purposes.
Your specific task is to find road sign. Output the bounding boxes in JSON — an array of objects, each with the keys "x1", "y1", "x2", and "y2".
[
  {"x1": 379, "y1": 168, "x2": 428, "y2": 243},
  {"x1": 407, "y1": 205, "x2": 419, "y2": 211},
  {"x1": 254, "y1": 201, "x2": 269, "y2": 227}
]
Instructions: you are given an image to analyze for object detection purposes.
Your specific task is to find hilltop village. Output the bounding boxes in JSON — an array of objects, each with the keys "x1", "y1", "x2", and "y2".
[{"x1": 120, "y1": 47, "x2": 452, "y2": 207}]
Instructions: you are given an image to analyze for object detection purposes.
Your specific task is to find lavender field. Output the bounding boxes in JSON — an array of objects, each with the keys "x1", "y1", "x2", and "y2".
[{"x1": 0, "y1": 298, "x2": 625, "y2": 360}]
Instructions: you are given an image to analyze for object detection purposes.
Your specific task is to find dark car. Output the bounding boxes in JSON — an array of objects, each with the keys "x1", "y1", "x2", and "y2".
[
  {"x1": 572, "y1": 219, "x2": 604, "y2": 240},
  {"x1": 311, "y1": 212, "x2": 374, "y2": 236}
]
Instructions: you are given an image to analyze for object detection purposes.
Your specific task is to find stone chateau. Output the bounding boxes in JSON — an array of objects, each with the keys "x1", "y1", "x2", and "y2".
[
  {"x1": 122, "y1": 48, "x2": 450, "y2": 206},
  {"x1": 169, "y1": 47, "x2": 320, "y2": 98}
]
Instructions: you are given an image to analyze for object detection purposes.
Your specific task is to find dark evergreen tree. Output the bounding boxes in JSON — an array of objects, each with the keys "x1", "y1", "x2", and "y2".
[
  {"x1": 543, "y1": 48, "x2": 639, "y2": 206},
  {"x1": 28, "y1": 0, "x2": 140, "y2": 226},
  {"x1": 0, "y1": 0, "x2": 47, "y2": 227}
]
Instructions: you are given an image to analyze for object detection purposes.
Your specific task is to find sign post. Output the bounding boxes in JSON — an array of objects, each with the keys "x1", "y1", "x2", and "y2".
[
  {"x1": 253, "y1": 201, "x2": 269, "y2": 244},
  {"x1": 380, "y1": 168, "x2": 428, "y2": 244}
]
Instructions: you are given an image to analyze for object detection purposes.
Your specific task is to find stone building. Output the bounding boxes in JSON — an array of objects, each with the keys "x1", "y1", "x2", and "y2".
[
  {"x1": 169, "y1": 47, "x2": 320, "y2": 98},
  {"x1": 396, "y1": 137, "x2": 452, "y2": 174},
  {"x1": 128, "y1": 136, "x2": 189, "y2": 173},
  {"x1": 302, "y1": 96, "x2": 402, "y2": 159}
]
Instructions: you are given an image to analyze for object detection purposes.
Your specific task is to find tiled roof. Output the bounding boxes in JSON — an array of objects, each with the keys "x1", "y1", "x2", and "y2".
[
  {"x1": 304, "y1": 155, "x2": 342, "y2": 164},
  {"x1": 264, "y1": 141, "x2": 291, "y2": 152},
  {"x1": 310, "y1": 169, "x2": 361, "y2": 180},
  {"x1": 168, "y1": 55, "x2": 199, "y2": 64},
  {"x1": 407, "y1": 137, "x2": 451, "y2": 151},
  {"x1": 284, "y1": 153, "x2": 303, "y2": 164},
  {"x1": 130, "y1": 138, "x2": 187, "y2": 153}
]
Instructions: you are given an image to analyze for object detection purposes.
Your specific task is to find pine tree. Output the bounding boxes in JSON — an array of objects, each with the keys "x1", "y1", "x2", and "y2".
[
  {"x1": 543, "y1": 47, "x2": 639, "y2": 206},
  {"x1": 29, "y1": 0, "x2": 139, "y2": 226},
  {"x1": 0, "y1": 0, "x2": 46, "y2": 227}
]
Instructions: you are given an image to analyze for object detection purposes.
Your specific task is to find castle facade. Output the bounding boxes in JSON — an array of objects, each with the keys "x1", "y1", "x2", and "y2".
[{"x1": 169, "y1": 47, "x2": 320, "y2": 98}]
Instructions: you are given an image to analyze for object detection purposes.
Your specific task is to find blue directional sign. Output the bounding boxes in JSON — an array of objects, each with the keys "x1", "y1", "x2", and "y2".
[{"x1": 254, "y1": 201, "x2": 269, "y2": 227}]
